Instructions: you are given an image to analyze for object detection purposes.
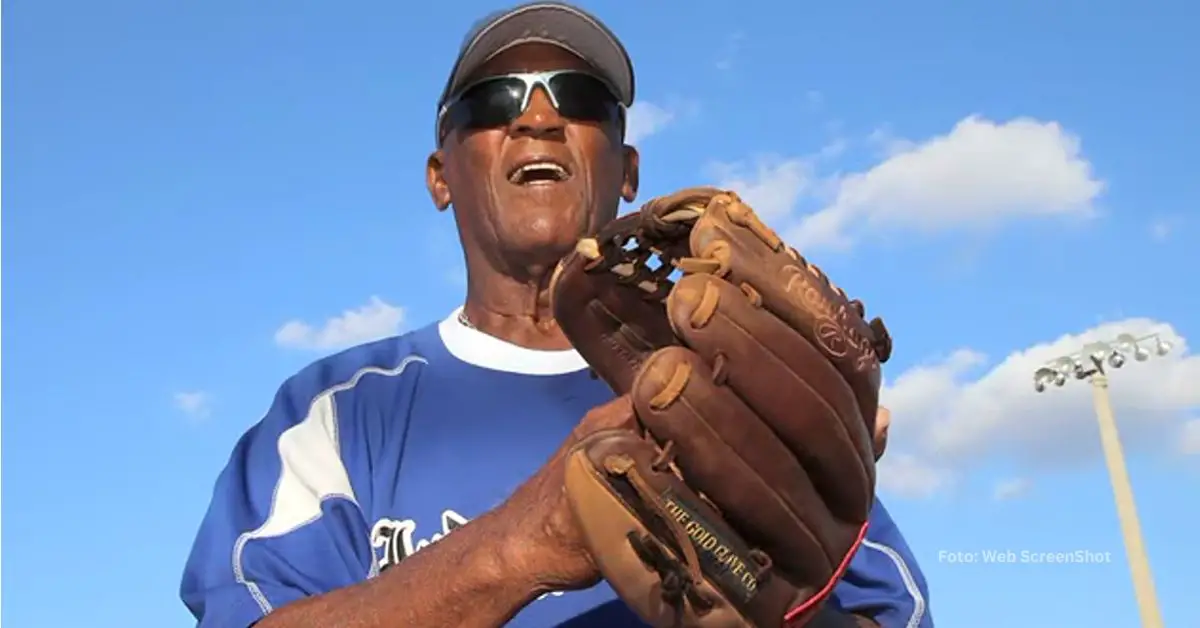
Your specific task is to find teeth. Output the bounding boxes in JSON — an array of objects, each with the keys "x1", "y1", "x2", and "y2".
[
  {"x1": 521, "y1": 162, "x2": 566, "y2": 175},
  {"x1": 512, "y1": 161, "x2": 568, "y2": 182}
]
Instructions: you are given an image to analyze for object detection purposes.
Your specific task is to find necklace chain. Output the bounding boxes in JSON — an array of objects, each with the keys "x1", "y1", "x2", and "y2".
[{"x1": 457, "y1": 310, "x2": 475, "y2": 329}]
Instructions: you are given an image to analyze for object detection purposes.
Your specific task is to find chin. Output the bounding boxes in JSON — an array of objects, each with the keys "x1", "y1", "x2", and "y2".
[
  {"x1": 510, "y1": 222, "x2": 586, "y2": 261},
  {"x1": 490, "y1": 179, "x2": 609, "y2": 259},
  {"x1": 501, "y1": 185, "x2": 590, "y2": 225}
]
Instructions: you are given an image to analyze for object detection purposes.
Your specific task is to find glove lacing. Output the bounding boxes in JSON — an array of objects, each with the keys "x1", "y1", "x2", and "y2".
[{"x1": 605, "y1": 443, "x2": 715, "y2": 622}]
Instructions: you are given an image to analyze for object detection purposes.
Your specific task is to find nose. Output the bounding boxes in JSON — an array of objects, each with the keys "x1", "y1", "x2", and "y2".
[{"x1": 509, "y1": 85, "x2": 566, "y2": 138}]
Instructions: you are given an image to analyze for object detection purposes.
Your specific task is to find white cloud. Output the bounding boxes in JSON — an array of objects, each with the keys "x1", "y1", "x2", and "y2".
[
  {"x1": 625, "y1": 102, "x2": 676, "y2": 145},
  {"x1": 880, "y1": 319, "x2": 1199, "y2": 498},
  {"x1": 790, "y1": 116, "x2": 1104, "y2": 249},
  {"x1": 992, "y1": 477, "x2": 1032, "y2": 501},
  {"x1": 714, "y1": 116, "x2": 1104, "y2": 250},
  {"x1": 174, "y1": 391, "x2": 211, "y2": 420},
  {"x1": 712, "y1": 157, "x2": 814, "y2": 222},
  {"x1": 275, "y1": 296, "x2": 405, "y2": 351},
  {"x1": 877, "y1": 453, "x2": 954, "y2": 499},
  {"x1": 1182, "y1": 419, "x2": 1200, "y2": 456},
  {"x1": 865, "y1": 126, "x2": 917, "y2": 158}
]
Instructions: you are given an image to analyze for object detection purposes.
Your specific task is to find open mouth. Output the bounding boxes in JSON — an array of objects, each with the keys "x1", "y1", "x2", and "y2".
[{"x1": 508, "y1": 160, "x2": 572, "y2": 185}]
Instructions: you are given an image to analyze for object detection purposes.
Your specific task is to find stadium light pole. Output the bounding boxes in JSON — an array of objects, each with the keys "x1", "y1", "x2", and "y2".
[{"x1": 1032, "y1": 332, "x2": 1170, "y2": 628}]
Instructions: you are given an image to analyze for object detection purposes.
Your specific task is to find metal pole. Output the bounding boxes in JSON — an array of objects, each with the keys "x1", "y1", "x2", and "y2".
[{"x1": 1090, "y1": 373, "x2": 1164, "y2": 628}]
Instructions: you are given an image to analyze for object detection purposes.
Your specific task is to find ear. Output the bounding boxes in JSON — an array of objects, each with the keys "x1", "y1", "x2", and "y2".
[
  {"x1": 621, "y1": 145, "x2": 640, "y2": 203},
  {"x1": 426, "y1": 150, "x2": 451, "y2": 211}
]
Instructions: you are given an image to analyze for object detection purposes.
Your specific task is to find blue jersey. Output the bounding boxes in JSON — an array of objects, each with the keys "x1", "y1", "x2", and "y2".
[{"x1": 181, "y1": 310, "x2": 933, "y2": 627}]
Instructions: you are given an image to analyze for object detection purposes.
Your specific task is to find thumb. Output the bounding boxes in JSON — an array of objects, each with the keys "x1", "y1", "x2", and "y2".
[
  {"x1": 553, "y1": 396, "x2": 636, "y2": 464},
  {"x1": 575, "y1": 395, "x2": 637, "y2": 438}
]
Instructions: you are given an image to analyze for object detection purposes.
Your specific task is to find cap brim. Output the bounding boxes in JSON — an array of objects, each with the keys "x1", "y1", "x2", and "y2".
[{"x1": 439, "y1": 2, "x2": 634, "y2": 109}]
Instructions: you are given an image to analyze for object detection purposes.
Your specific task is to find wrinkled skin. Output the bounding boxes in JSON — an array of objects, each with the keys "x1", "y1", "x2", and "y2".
[{"x1": 426, "y1": 43, "x2": 639, "y2": 349}]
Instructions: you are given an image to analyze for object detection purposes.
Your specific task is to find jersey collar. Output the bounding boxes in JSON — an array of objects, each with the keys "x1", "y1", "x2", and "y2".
[{"x1": 437, "y1": 307, "x2": 590, "y2": 375}]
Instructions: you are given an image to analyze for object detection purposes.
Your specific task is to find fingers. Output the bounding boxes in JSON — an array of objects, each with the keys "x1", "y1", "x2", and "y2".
[
  {"x1": 665, "y1": 274, "x2": 875, "y2": 521},
  {"x1": 874, "y1": 406, "x2": 891, "y2": 460},
  {"x1": 631, "y1": 346, "x2": 836, "y2": 581},
  {"x1": 552, "y1": 215, "x2": 682, "y2": 396}
]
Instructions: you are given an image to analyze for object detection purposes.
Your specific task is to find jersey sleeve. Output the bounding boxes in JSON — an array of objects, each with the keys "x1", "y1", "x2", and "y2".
[
  {"x1": 179, "y1": 373, "x2": 379, "y2": 628},
  {"x1": 831, "y1": 498, "x2": 934, "y2": 628}
]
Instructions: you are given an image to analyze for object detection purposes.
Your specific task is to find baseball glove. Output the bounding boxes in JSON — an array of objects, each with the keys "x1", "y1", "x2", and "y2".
[{"x1": 549, "y1": 187, "x2": 893, "y2": 628}]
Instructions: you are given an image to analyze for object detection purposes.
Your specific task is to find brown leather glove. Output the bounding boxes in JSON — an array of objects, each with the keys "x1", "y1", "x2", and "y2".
[{"x1": 550, "y1": 188, "x2": 892, "y2": 627}]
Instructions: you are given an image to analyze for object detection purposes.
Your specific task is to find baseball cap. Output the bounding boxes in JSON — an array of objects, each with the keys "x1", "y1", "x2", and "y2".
[{"x1": 437, "y1": 1, "x2": 635, "y2": 112}]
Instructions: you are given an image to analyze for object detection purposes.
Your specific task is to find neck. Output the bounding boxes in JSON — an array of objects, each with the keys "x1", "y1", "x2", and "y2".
[{"x1": 461, "y1": 261, "x2": 573, "y2": 351}]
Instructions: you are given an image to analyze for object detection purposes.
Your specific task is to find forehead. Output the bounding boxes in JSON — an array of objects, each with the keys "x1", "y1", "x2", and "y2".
[{"x1": 471, "y1": 43, "x2": 595, "y2": 78}]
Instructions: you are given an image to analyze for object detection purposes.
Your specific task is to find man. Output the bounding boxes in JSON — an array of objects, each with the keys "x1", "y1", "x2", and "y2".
[{"x1": 180, "y1": 3, "x2": 931, "y2": 627}]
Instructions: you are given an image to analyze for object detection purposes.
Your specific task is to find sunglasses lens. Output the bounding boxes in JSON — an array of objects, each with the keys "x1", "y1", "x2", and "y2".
[
  {"x1": 440, "y1": 73, "x2": 621, "y2": 141},
  {"x1": 549, "y1": 73, "x2": 622, "y2": 124},
  {"x1": 443, "y1": 78, "x2": 527, "y2": 133}
]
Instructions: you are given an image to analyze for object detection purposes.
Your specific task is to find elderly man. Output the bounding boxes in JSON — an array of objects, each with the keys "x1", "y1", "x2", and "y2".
[{"x1": 180, "y1": 3, "x2": 931, "y2": 627}]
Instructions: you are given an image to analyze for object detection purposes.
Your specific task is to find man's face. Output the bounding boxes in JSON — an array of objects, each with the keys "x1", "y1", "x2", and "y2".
[{"x1": 427, "y1": 43, "x2": 638, "y2": 273}]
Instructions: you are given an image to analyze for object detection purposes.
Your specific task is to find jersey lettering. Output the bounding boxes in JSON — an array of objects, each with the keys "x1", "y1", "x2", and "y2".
[{"x1": 371, "y1": 509, "x2": 468, "y2": 570}]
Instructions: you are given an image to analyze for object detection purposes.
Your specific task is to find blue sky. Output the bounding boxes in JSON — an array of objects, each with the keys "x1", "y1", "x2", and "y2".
[{"x1": 3, "y1": 0, "x2": 1198, "y2": 626}]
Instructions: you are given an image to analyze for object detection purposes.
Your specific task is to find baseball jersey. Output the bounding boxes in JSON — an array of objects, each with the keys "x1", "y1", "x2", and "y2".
[{"x1": 180, "y1": 309, "x2": 933, "y2": 628}]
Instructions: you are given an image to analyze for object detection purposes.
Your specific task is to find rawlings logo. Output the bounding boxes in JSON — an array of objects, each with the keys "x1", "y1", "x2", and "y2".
[{"x1": 789, "y1": 264, "x2": 878, "y2": 372}]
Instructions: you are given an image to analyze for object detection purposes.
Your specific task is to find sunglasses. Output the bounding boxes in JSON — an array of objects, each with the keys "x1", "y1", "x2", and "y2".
[{"x1": 436, "y1": 70, "x2": 625, "y2": 144}]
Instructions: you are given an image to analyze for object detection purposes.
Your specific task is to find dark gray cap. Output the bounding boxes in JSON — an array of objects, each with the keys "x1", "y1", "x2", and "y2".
[{"x1": 437, "y1": 1, "x2": 635, "y2": 110}]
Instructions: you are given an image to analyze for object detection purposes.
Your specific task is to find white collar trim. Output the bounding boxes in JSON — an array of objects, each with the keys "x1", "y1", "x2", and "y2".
[{"x1": 437, "y1": 307, "x2": 589, "y2": 375}]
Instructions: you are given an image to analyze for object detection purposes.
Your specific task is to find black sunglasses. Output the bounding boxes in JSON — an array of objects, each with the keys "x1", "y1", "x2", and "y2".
[{"x1": 436, "y1": 70, "x2": 625, "y2": 144}]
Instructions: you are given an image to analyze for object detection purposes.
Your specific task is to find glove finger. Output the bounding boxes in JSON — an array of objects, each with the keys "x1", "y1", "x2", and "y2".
[
  {"x1": 551, "y1": 216, "x2": 679, "y2": 394},
  {"x1": 689, "y1": 195, "x2": 888, "y2": 421},
  {"x1": 632, "y1": 346, "x2": 837, "y2": 582},
  {"x1": 665, "y1": 274, "x2": 875, "y2": 521}
]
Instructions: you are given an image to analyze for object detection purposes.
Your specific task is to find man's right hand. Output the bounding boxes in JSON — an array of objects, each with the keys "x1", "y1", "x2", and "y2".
[
  {"x1": 491, "y1": 395, "x2": 638, "y2": 594},
  {"x1": 255, "y1": 396, "x2": 639, "y2": 628}
]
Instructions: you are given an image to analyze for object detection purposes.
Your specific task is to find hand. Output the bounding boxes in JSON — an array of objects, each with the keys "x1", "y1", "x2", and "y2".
[
  {"x1": 492, "y1": 396, "x2": 638, "y2": 593},
  {"x1": 874, "y1": 406, "x2": 891, "y2": 461}
]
